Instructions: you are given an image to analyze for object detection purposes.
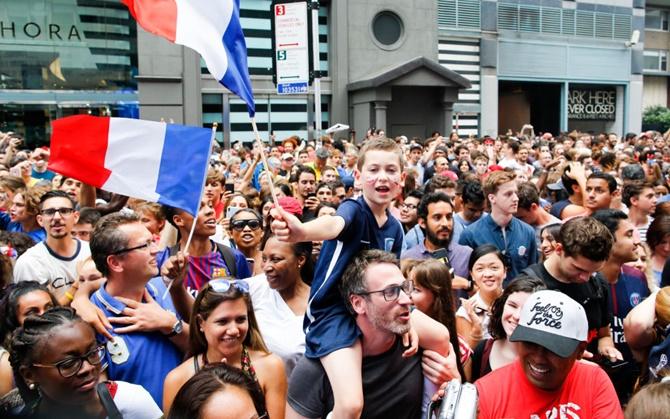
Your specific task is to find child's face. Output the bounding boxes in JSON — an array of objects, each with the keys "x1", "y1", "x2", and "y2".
[
  {"x1": 357, "y1": 150, "x2": 404, "y2": 208},
  {"x1": 139, "y1": 211, "x2": 164, "y2": 235}
]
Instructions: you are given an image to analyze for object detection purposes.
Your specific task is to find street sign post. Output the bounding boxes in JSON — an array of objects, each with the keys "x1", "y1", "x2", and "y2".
[{"x1": 272, "y1": 2, "x2": 310, "y2": 95}]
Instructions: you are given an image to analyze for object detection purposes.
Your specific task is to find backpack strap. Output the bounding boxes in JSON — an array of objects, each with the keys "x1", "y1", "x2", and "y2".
[
  {"x1": 170, "y1": 242, "x2": 238, "y2": 278},
  {"x1": 96, "y1": 382, "x2": 122, "y2": 419},
  {"x1": 215, "y1": 242, "x2": 238, "y2": 278},
  {"x1": 480, "y1": 339, "x2": 495, "y2": 378}
]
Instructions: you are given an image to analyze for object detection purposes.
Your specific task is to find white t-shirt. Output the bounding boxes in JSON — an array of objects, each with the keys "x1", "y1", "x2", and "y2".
[
  {"x1": 455, "y1": 292, "x2": 492, "y2": 340},
  {"x1": 110, "y1": 381, "x2": 162, "y2": 419},
  {"x1": 246, "y1": 274, "x2": 305, "y2": 377},
  {"x1": 13, "y1": 239, "x2": 91, "y2": 299}
]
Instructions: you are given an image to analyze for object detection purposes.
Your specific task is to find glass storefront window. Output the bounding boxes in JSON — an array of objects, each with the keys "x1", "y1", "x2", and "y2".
[{"x1": 0, "y1": 0, "x2": 138, "y2": 90}]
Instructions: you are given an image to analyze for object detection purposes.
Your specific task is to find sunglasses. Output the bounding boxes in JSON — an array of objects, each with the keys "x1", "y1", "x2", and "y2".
[
  {"x1": 208, "y1": 279, "x2": 250, "y2": 294},
  {"x1": 231, "y1": 219, "x2": 262, "y2": 231}
]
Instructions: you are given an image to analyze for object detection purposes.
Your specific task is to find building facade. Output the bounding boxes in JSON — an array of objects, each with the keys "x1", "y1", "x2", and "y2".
[
  {"x1": 0, "y1": 0, "x2": 646, "y2": 145},
  {"x1": 0, "y1": 0, "x2": 139, "y2": 146}
]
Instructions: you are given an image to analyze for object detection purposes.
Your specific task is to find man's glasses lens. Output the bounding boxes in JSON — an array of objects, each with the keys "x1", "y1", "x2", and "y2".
[
  {"x1": 231, "y1": 219, "x2": 262, "y2": 231},
  {"x1": 42, "y1": 207, "x2": 74, "y2": 217}
]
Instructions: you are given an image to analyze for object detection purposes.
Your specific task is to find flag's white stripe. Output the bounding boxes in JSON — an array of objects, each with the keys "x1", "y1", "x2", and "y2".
[
  {"x1": 102, "y1": 119, "x2": 165, "y2": 202},
  {"x1": 175, "y1": 0, "x2": 232, "y2": 81}
]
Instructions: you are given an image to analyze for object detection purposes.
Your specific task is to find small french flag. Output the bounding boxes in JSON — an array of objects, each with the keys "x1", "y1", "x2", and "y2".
[
  {"x1": 48, "y1": 115, "x2": 212, "y2": 215},
  {"x1": 122, "y1": 0, "x2": 255, "y2": 116}
]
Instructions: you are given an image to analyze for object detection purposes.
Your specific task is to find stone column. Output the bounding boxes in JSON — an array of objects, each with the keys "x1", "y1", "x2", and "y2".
[
  {"x1": 374, "y1": 101, "x2": 388, "y2": 133},
  {"x1": 442, "y1": 101, "x2": 454, "y2": 135}
]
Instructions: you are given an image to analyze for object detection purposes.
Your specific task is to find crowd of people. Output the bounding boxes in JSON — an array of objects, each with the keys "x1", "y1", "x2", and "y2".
[{"x1": 0, "y1": 126, "x2": 669, "y2": 418}]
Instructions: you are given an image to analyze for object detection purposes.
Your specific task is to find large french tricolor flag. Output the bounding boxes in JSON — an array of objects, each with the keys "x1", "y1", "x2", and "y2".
[
  {"x1": 48, "y1": 115, "x2": 211, "y2": 215},
  {"x1": 122, "y1": 0, "x2": 255, "y2": 116}
]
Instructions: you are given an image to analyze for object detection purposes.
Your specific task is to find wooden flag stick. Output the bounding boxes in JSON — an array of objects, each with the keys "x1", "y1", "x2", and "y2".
[{"x1": 250, "y1": 117, "x2": 280, "y2": 207}]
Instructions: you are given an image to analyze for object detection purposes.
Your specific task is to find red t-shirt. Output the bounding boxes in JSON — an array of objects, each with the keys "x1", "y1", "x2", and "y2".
[{"x1": 475, "y1": 360, "x2": 623, "y2": 419}]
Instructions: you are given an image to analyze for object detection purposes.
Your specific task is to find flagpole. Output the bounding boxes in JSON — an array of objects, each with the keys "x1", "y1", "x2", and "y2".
[
  {"x1": 250, "y1": 117, "x2": 280, "y2": 208},
  {"x1": 163, "y1": 124, "x2": 216, "y2": 298}
]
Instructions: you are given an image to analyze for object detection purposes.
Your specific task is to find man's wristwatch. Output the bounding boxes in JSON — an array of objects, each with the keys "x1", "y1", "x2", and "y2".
[{"x1": 166, "y1": 318, "x2": 183, "y2": 337}]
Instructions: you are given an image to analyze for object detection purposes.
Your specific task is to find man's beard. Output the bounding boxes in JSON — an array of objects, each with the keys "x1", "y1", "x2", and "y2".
[{"x1": 426, "y1": 226, "x2": 451, "y2": 248}]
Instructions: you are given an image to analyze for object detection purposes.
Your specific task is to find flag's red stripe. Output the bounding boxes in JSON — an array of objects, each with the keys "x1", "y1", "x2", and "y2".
[
  {"x1": 121, "y1": 0, "x2": 177, "y2": 42},
  {"x1": 48, "y1": 115, "x2": 111, "y2": 188}
]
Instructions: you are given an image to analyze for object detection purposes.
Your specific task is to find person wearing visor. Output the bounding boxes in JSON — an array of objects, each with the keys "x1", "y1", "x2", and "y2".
[{"x1": 475, "y1": 290, "x2": 622, "y2": 418}]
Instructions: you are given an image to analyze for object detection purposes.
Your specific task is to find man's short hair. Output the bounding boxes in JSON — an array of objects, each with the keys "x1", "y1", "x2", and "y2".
[
  {"x1": 356, "y1": 137, "x2": 404, "y2": 170},
  {"x1": 622, "y1": 181, "x2": 654, "y2": 207},
  {"x1": 39, "y1": 189, "x2": 76, "y2": 210},
  {"x1": 460, "y1": 180, "x2": 485, "y2": 206},
  {"x1": 483, "y1": 170, "x2": 516, "y2": 197},
  {"x1": 517, "y1": 182, "x2": 540, "y2": 210},
  {"x1": 90, "y1": 212, "x2": 140, "y2": 277},
  {"x1": 206, "y1": 168, "x2": 223, "y2": 185},
  {"x1": 558, "y1": 217, "x2": 613, "y2": 262},
  {"x1": 339, "y1": 249, "x2": 399, "y2": 315},
  {"x1": 424, "y1": 175, "x2": 455, "y2": 194},
  {"x1": 591, "y1": 209, "x2": 628, "y2": 242},
  {"x1": 405, "y1": 189, "x2": 424, "y2": 202},
  {"x1": 587, "y1": 172, "x2": 617, "y2": 193},
  {"x1": 77, "y1": 207, "x2": 101, "y2": 226},
  {"x1": 417, "y1": 192, "x2": 452, "y2": 221}
]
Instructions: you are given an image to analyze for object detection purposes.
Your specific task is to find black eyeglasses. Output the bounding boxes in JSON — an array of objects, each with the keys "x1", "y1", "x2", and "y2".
[
  {"x1": 33, "y1": 345, "x2": 105, "y2": 378},
  {"x1": 231, "y1": 219, "x2": 262, "y2": 231},
  {"x1": 110, "y1": 240, "x2": 154, "y2": 256},
  {"x1": 41, "y1": 207, "x2": 74, "y2": 217},
  {"x1": 400, "y1": 203, "x2": 417, "y2": 210},
  {"x1": 357, "y1": 280, "x2": 414, "y2": 302},
  {"x1": 208, "y1": 279, "x2": 250, "y2": 294}
]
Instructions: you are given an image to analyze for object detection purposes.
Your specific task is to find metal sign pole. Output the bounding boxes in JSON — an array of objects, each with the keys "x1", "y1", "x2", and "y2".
[{"x1": 310, "y1": 0, "x2": 322, "y2": 146}]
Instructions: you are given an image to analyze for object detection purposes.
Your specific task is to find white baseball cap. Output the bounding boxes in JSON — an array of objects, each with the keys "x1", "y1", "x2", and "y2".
[{"x1": 510, "y1": 290, "x2": 588, "y2": 358}]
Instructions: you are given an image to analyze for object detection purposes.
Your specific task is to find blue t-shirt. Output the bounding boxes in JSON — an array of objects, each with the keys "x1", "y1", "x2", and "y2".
[
  {"x1": 458, "y1": 214, "x2": 538, "y2": 285},
  {"x1": 0, "y1": 212, "x2": 46, "y2": 242},
  {"x1": 600, "y1": 266, "x2": 650, "y2": 362},
  {"x1": 304, "y1": 196, "x2": 404, "y2": 358},
  {"x1": 91, "y1": 277, "x2": 183, "y2": 408}
]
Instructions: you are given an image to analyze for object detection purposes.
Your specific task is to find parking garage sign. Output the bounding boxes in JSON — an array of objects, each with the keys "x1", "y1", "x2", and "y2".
[
  {"x1": 568, "y1": 87, "x2": 616, "y2": 120},
  {"x1": 273, "y1": 2, "x2": 309, "y2": 95}
]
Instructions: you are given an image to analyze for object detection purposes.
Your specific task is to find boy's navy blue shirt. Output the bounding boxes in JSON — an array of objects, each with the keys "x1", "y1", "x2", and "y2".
[{"x1": 304, "y1": 196, "x2": 404, "y2": 359}]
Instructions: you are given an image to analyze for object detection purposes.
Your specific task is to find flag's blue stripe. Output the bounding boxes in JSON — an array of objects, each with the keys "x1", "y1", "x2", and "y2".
[
  {"x1": 221, "y1": 0, "x2": 256, "y2": 117},
  {"x1": 155, "y1": 124, "x2": 211, "y2": 215}
]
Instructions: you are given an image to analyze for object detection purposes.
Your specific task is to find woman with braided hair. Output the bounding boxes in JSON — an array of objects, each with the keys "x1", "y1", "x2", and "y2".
[{"x1": 1, "y1": 307, "x2": 160, "y2": 418}]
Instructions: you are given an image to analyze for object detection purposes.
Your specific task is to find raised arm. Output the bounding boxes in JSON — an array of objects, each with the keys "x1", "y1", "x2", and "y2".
[
  {"x1": 624, "y1": 290, "x2": 659, "y2": 361},
  {"x1": 271, "y1": 206, "x2": 345, "y2": 243}
]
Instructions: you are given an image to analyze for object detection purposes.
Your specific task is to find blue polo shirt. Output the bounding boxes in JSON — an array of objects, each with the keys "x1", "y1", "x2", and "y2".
[
  {"x1": 304, "y1": 196, "x2": 404, "y2": 358},
  {"x1": 400, "y1": 240, "x2": 472, "y2": 280},
  {"x1": 458, "y1": 214, "x2": 538, "y2": 285},
  {"x1": 91, "y1": 277, "x2": 184, "y2": 408}
]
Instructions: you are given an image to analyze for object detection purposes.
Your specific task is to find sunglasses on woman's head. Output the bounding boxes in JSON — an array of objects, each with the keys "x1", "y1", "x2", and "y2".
[{"x1": 208, "y1": 279, "x2": 250, "y2": 294}]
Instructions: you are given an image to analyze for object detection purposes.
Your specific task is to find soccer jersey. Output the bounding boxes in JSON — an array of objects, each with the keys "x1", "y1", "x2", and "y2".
[{"x1": 304, "y1": 196, "x2": 404, "y2": 358}]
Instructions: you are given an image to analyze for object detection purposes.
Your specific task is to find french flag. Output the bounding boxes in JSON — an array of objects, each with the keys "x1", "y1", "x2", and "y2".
[
  {"x1": 48, "y1": 115, "x2": 212, "y2": 215},
  {"x1": 122, "y1": 0, "x2": 255, "y2": 116}
]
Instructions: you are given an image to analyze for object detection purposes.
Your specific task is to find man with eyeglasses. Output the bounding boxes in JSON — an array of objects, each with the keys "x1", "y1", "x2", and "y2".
[
  {"x1": 288, "y1": 250, "x2": 460, "y2": 419},
  {"x1": 13, "y1": 190, "x2": 91, "y2": 303},
  {"x1": 87, "y1": 211, "x2": 189, "y2": 408}
]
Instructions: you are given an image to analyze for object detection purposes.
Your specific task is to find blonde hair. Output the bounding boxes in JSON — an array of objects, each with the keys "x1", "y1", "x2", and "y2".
[
  {"x1": 483, "y1": 170, "x2": 517, "y2": 196},
  {"x1": 655, "y1": 287, "x2": 670, "y2": 329}
]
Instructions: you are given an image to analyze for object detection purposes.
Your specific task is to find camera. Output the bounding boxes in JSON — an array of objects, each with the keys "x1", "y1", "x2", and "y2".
[{"x1": 425, "y1": 379, "x2": 478, "y2": 419}]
